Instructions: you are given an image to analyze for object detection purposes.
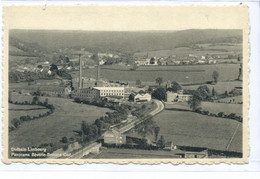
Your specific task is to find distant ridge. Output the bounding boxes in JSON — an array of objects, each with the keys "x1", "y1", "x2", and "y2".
[{"x1": 10, "y1": 29, "x2": 242, "y2": 53}]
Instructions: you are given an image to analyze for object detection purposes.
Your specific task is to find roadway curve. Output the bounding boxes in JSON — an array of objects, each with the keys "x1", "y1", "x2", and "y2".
[{"x1": 149, "y1": 99, "x2": 165, "y2": 116}]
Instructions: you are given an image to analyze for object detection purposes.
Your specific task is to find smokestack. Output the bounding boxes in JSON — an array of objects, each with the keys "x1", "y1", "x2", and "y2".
[
  {"x1": 97, "y1": 64, "x2": 100, "y2": 81},
  {"x1": 78, "y1": 54, "x2": 83, "y2": 89}
]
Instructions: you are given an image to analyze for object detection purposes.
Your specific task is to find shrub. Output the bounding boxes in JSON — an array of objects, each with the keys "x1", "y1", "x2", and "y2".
[
  {"x1": 61, "y1": 136, "x2": 68, "y2": 143},
  {"x1": 62, "y1": 145, "x2": 68, "y2": 151}
]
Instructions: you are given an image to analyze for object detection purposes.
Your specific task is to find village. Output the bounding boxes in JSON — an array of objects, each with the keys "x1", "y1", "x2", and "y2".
[{"x1": 8, "y1": 29, "x2": 243, "y2": 159}]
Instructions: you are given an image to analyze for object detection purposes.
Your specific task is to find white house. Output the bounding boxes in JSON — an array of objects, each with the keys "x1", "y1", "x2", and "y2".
[{"x1": 134, "y1": 93, "x2": 152, "y2": 102}]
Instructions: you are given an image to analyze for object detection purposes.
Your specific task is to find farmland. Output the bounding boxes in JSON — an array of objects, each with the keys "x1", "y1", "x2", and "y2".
[
  {"x1": 201, "y1": 102, "x2": 242, "y2": 116},
  {"x1": 218, "y1": 95, "x2": 242, "y2": 103},
  {"x1": 71, "y1": 64, "x2": 240, "y2": 85},
  {"x1": 8, "y1": 94, "x2": 112, "y2": 150},
  {"x1": 182, "y1": 81, "x2": 242, "y2": 94},
  {"x1": 134, "y1": 43, "x2": 242, "y2": 57},
  {"x1": 152, "y1": 110, "x2": 242, "y2": 153},
  {"x1": 9, "y1": 104, "x2": 49, "y2": 126},
  {"x1": 86, "y1": 148, "x2": 182, "y2": 159}
]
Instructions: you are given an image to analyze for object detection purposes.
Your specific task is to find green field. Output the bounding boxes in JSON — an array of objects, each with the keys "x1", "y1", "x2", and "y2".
[
  {"x1": 9, "y1": 104, "x2": 49, "y2": 126},
  {"x1": 71, "y1": 64, "x2": 240, "y2": 85},
  {"x1": 9, "y1": 95, "x2": 112, "y2": 149},
  {"x1": 218, "y1": 95, "x2": 242, "y2": 103},
  {"x1": 201, "y1": 102, "x2": 242, "y2": 116},
  {"x1": 183, "y1": 81, "x2": 242, "y2": 94},
  {"x1": 152, "y1": 110, "x2": 242, "y2": 153},
  {"x1": 134, "y1": 43, "x2": 242, "y2": 57},
  {"x1": 86, "y1": 148, "x2": 182, "y2": 159}
]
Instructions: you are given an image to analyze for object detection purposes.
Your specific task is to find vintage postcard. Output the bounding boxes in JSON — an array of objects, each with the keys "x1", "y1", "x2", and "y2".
[{"x1": 2, "y1": 5, "x2": 249, "y2": 164}]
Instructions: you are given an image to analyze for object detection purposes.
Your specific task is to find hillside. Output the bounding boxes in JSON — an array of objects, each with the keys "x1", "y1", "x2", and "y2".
[{"x1": 10, "y1": 29, "x2": 242, "y2": 54}]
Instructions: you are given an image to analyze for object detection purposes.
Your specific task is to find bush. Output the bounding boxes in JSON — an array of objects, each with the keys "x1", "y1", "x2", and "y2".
[
  {"x1": 62, "y1": 145, "x2": 68, "y2": 151},
  {"x1": 61, "y1": 136, "x2": 68, "y2": 143}
]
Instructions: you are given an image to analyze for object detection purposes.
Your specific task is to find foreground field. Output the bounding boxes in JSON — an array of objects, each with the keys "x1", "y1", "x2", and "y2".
[
  {"x1": 71, "y1": 64, "x2": 240, "y2": 85},
  {"x1": 9, "y1": 95, "x2": 112, "y2": 149},
  {"x1": 86, "y1": 148, "x2": 182, "y2": 159},
  {"x1": 152, "y1": 110, "x2": 242, "y2": 153},
  {"x1": 9, "y1": 104, "x2": 49, "y2": 124},
  {"x1": 201, "y1": 102, "x2": 242, "y2": 116}
]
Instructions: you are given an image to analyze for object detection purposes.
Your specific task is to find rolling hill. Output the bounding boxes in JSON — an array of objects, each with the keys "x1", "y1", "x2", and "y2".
[{"x1": 9, "y1": 29, "x2": 242, "y2": 54}]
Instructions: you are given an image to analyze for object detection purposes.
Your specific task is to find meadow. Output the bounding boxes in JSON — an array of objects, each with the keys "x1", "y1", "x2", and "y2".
[
  {"x1": 218, "y1": 95, "x2": 242, "y2": 103},
  {"x1": 182, "y1": 81, "x2": 242, "y2": 94},
  {"x1": 134, "y1": 43, "x2": 242, "y2": 57},
  {"x1": 9, "y1": 104, "x2": 49, "y2": 125},
  {"x1": 152, "y1": 110, "x2": 242, "y2": 153},
  {"x1": 87, "y1": 148, "x2": 182, "y2": 159},
  {"x1": 8, "y1": 95, "x2": 112, "y2": 149},
  {"x1": 71, "y1": 64, "x2": 240, "y2": 85},
  {"x1": 201, "y1": 102, "x2": 242, "y2": 116}
]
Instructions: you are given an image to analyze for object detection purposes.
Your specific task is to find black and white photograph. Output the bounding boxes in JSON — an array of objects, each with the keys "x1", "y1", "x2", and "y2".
[{"x1": 2, "y1": 5, "x2": 249, "y2": 163}]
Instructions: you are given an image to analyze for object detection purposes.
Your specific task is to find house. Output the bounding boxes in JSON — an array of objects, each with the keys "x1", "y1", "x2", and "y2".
[
  {"x1": 164, "y1": 142, "x2": 174, "y2": 151},
  {"x1": 135, "y1": 58, "x2": 150, "y2": 66},
  {"x1": 166, "y1": 90, "x2": 192, "y2": 102},
  {"x1": 99, "y1": 59, "x2": 106, "y2": 65},
  {"x1": 198, "y1": 60, "x2": 206, "y2": 64},
  {"x1": 103, "y1": 129, "x2": 126, "y2": 145},
  {"x1": 134, "y1": 93, "x2": 152, "y2": 103}
]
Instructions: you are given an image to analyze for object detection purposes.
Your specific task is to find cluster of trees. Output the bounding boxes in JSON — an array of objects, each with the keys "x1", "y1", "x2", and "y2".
[
  {"x1": 9, "y1": 71, "x2": 55, "y2": 83},
  {"x1": 73, "y1": 98, "x2": 132, "y2": 144},
  {"x1": 193, "y1": 109, "x2": 243, "y2": 122},
  {"x1": 188, "y1": 85, "x2": 219, "y2": 111},
  {"x1": 9, "y1": 98, "x2": 55, "y2": 132}
]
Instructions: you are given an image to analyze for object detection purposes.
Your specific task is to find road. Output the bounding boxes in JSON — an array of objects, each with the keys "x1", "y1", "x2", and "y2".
[
  {"x1": 119, "y1": 99, "x2": 164, "y2": 133},
  {"x1": 67, "y1": 99, "x2": 165, "y2": 158},
  {"x1": 149, "y1": 99, "x2": 165, "y2": 116}
]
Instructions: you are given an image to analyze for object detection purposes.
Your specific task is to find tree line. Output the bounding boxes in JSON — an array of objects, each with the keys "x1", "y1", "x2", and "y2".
[{"x1": 9, "y1": 97, "x2": 55, "y2": 132}]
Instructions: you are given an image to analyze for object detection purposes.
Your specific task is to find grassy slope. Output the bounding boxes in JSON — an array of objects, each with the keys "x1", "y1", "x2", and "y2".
[
  {"x1": 201, "y1": 102, "x2": 242, "y2": 116},
  {"x1": 8, "y1": 95, "x2": 112, "y2": 148},
  {"x1": 71, "y1": 64, "x2": 240, "y2": 84},
  {"x1": 183, "y1": 81, "x2": 242, "y2": 94},
  {"x1": 9, "y1": 104, "x2": 49, "y2": 124},
  {"x1": 153, "y1": 110, "x2": 242, "y2": 153}
]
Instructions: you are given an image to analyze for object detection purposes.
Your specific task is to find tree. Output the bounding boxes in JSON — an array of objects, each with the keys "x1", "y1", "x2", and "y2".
[
  {"x1": 154, "y1": 127, "x2": 160, "y2": 141},
  {"x1": 212, "y1": 87, "x2": 217, "y2": 98},
  {"x1": 188, "y1": 91, "x2": 202, "y2": 111},
  {"x1": 197, "y1": 85, "x2": 211, "y2": 100},
  {"x1": 152, "y1": 87, "x2": 166, "y2": 101},
  {"x1": 61, "y1": 137, "x2": 68, "y2": 143},
  {"x1": 167, "y1": 81, "x2": 182, "y2": 92},
  {"x1": 150, "y1": 57, "x2": 156, "y2": 64},
  {"x1": 212, "y1": 71, "x2": 219, "y2": 84},
  {"x1": 136, "y1": 79, "x2": 142, "y2": 86},
  {"x1": 128, "y1": 93, "x2": 135, "y2": 101},
  {"x1": 155, "y1": 77, "x2": 163, "y2": 86},
  {"x1": 157, "y1": 136, "x2": 166, "y2": 148},
  {"x1": 50, "y1": 64, "x2": 58, "y2": 72},
  {"x1": 32, "y1": 96, "x2": 39, "y2": 104}
]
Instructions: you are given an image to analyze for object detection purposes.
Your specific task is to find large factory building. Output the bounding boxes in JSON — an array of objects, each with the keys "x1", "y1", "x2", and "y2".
[{"x1": 72, "y1": 55, "x2": 125, "y2": 100}]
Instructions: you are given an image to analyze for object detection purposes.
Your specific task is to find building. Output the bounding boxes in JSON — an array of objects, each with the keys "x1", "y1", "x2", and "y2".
[
  {"x1": 93, "y1": 87, "x2": 125, "y2": 98},
  {"x1": 134, "y1": 93, "x2": 151, "y2": 102},
  {"x1": 72, "y1": 87, "x2": 100, "y2": 100},
  {"x1": 135, "y1": 58, "x2": 150, "y2": 66},
  {"x1": 167, "y1": 90, "x2": 192, "y2": 102},
  {"x1": 103, "y1": 129, "x2": 126, "y2": 145}
]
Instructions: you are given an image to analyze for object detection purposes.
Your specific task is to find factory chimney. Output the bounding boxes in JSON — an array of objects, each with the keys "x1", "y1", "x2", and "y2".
[
  {"x1": 97, "y1": 64, "x2": 100, "y2": 81},
  {"x1": 78, "y1": 54, "x2": 83, "y2": 89}
]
